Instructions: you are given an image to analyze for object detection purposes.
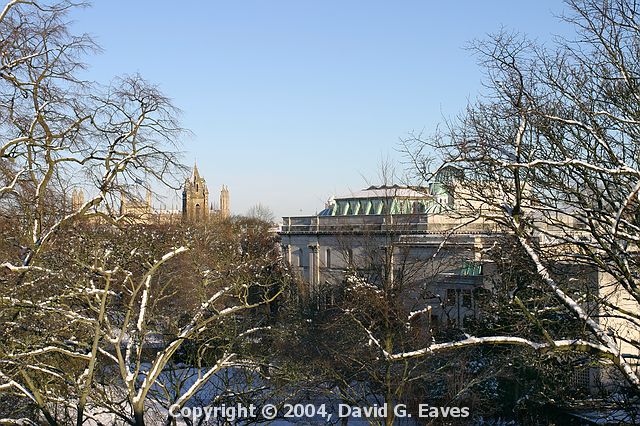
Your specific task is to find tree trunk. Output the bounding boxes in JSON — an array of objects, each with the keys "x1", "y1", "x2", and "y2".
[
  {"x1": 134, "y1": 410, "x2": 145, "y2": 426},
  {"x1": 43, "y1": 410, "x2": 59, "y2": 426},
  {"x1": 76, "y1": 406, "x2": 84, "y2": 426},
  {"x1": 385, "y1": 335, "x2": 395, "y2": 426}
]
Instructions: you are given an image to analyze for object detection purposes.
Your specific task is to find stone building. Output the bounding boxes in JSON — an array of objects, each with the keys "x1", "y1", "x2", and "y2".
[
  {"x1": 120, "y1": 187, "x2": 154, "y2": 224},
  {"x1": 279, "y1": 183, "x2": 498, "y2": 327},
  {"x1": 279, "y1": 177, "x2": 640, "y2": 392},
  {"x1": 182, "y1": 163, "x2": 230, "y2": 222},
  {"x1": 182, "y1": 163, "x2": 209, "y2": 222},
  {"x1": 69, "y1": 164, "x2": 230, "y2": 224},
  {"x1": 71, "y1": 188, "x2": 85, "y2": 211}
]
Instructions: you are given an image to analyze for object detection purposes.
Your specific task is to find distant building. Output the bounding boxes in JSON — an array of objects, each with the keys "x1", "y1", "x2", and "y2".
[
  {"x1": 70, "y1": 163, "x2": 230, "y2": 224},
  {"x1": 182, "y1": 163, "x2": 230, "y2": 222},
  {"x1": 71, "y1": 188, "x2": 85, "y2": 211},
  {"x1": 120, "y1": 187, "x2": 154, "y2": 224},
  {"x1": 182, "y1": 163, "x2": 209, "y2": 222}
]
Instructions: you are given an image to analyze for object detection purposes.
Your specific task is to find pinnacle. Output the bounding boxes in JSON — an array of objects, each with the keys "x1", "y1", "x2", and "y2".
[{"x1": 192, "y1": 161, "x2": 200, "y2": 180}]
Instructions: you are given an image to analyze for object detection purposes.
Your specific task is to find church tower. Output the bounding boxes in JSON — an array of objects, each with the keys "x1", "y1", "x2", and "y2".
[
  {"x1": 220, "y1": 185, "x2": 230, "y2": 218},
  {"x1": 71, "y1": 188, "x2": 84, "y2": 211},
  {"x1": 182, "y1": 163, "x2": 209, "y2": 222}
]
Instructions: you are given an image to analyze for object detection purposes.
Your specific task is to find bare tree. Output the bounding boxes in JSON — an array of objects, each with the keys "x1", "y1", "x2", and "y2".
[
  {"x1": 0, "y1": 2, "x2": 283, "y2": 425},
  {"x1": 276, "y1": 173, "x2": 509, "y2": 424},
  {"x1": 245, "y1": 203, "x2": 275, "y2": 224},
  {"x1": 402, "y1": 0, "x2": 640, "y2": 396}
]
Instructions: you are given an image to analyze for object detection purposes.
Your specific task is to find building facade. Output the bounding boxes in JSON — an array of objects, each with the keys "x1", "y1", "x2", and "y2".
[
  {"x1": 279, "y1": 179, "x2": 640, "y2": 391},
  {"x1": 120, "y1": 187, "x2": 154, "y2": 224},
  {"x1": 279, "y1": 184, "x2": 497, "y2": 326}
]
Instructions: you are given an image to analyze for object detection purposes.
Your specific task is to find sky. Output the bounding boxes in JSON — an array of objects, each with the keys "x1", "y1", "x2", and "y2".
[{"x1": 69, "y1": 1, "x2": 571, "y2": 220}]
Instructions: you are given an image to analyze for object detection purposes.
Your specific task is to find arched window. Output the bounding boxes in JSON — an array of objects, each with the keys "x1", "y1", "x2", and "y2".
[{"x1": 195, "y1": 203, "x2": 201, "y2": 220}]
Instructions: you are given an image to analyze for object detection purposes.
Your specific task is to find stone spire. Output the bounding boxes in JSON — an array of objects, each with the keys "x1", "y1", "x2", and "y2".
[{"x1": 191, "y1": 161, "x2": 200, "y2": 182}]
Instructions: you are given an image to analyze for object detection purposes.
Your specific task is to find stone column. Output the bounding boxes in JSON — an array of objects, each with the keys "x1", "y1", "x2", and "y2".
[
  {"x1": 282, "y1": 244, "x2": 290, "y2": 266},
  {"x1": 381, "y1": 245, "x2": 395, "y2": 285},
  {"x1": 308, "y1": 244, "x2": 320, "y2": 291}
]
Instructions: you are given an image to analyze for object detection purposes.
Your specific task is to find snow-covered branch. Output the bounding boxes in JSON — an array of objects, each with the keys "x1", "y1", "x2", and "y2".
[{"x1": 387, "y1": 336, "x2": 615, "y2": 361}]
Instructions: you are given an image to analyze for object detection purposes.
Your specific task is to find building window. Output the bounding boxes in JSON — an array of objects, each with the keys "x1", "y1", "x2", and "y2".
[
  {"x1": 373, "y1": 200, "x2": 382, "y2": 215},
  {"x1": 353, "y1": 201, "x2": 361, "y2": 215},
  {"x1": 325, "y1": 291, "x2": 334, "y2": 307},
  {"x1": 430, "y1": 314, "x2": 439, "y2": 327},
  {"x1": 462, "y1": 289, "x2": 472, "y2": 308},
  {"x1": 347, "y1": 248, "x2": 353, "y2": 265},
  {"x1": 298, "y1": 248, "x2": 304, "y2": 267},
  {"x1": 461, "y1": 261, "x2": 482, "y2": 276},
  {"x1": 326, "y1": 248, "x2": 331, "y2": 268},
  {"x1": 445, "y1": 289, "x2": 456, "y2": 306}
]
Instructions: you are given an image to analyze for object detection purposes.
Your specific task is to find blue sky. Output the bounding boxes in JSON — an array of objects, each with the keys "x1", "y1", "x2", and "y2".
[{"x1": 70, "y1": 1, "x2": 570, "y2": 220}]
